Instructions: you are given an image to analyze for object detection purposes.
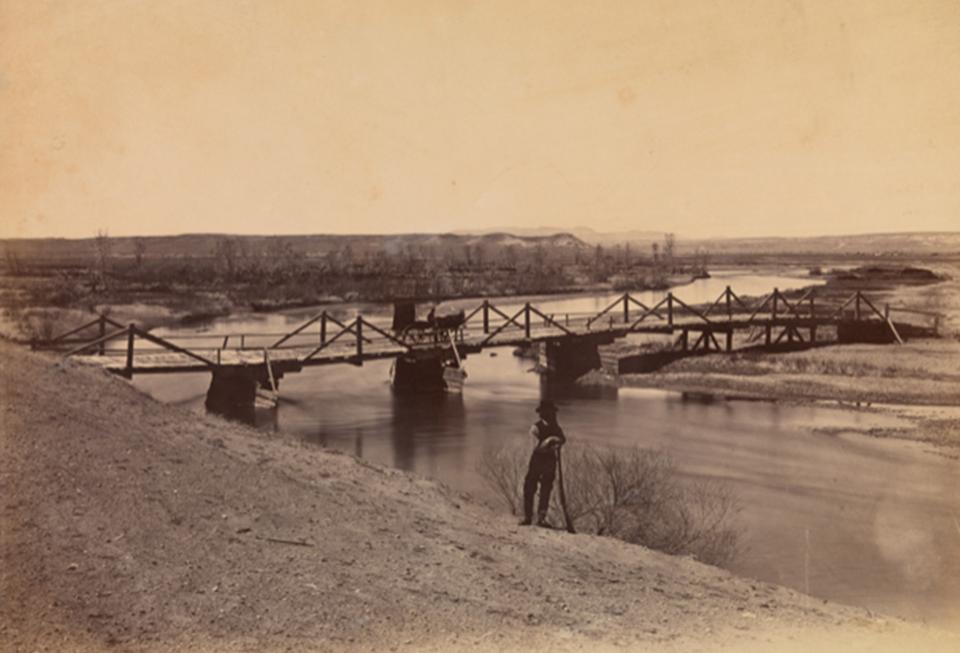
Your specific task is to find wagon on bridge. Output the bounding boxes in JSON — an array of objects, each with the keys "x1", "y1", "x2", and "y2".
[{"x1": 392, "y1": 302, "x2": 466, "y2": 346}]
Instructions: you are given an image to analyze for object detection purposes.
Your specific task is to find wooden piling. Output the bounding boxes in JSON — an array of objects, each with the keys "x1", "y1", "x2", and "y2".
[
  {"x1": 356, "y1": 318, "x2": 363, "y2": 359},
  {"x1": 124, "y1": 324, "x2": 135, "y2": 378},
  {"x1": 98, "y1": 315, "x2": 106, "y2": 356}
]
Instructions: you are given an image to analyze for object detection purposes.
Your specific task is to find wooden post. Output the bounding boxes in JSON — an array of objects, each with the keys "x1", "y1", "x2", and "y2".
[
  {"x1": 681, "y1": 328, "x2": 688, "y2": 351},
  {"x1": 772, "y1": 288, "x2": 779, "y2": 321},
  {"x1": 524, "y1": 303, "x2": 531, "y2": 339},
  {"x1": 125, "y1": 324, "x2": 135, "y2": 378},
  {"x1": 320, "y1": 312, "x2": 327, "y2": 344},
  {"x1": 98, "y1": 315, "x2": 106, "y2": 356},
  {"x1": 356, "y1": 318, "x2": 363, "y2": 359},
  {"x1": 240, "y1": 334, "x2": 246, "y2": 349},
  {"x1": 623, "y1": 294, "x2": 630, "y2": 324},
  {"x1": 667, "y1": 293, "x2": 674, "y2": 327},
  {"x1": 809, "y1": 292, "x2": 815, "y2": 319},
  {"x1": 482, "y1": 301, "x2": 490, "y2": 334},
  {"x1": 884, "y1": 303, "x2": 890, "y2": 320},
  {"x1": 725, "y1": 329, "x2": 733, "y2": 352},
  {"x1": 765, "y1": 324, "x2": 772, "y2": 346},
  {"x1": 725, "y1": 286, "x2": 732, "y2": 321},
  {"x1": 217, "y1": 348, "x2": 221, "y2": 365},
  {"x1": 855, "y1": 292, "x2": 862, "y2": 321}
]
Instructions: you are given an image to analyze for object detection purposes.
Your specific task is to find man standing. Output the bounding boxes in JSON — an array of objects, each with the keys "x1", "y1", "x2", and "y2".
[{"x1": 521, "y1": 399, "x2": 565, "y2": 527}]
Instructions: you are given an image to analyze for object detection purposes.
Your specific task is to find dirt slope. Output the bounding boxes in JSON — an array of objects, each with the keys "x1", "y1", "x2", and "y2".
[{"x1": 1, "y1": 341, "x2": 956, "y2": 652}]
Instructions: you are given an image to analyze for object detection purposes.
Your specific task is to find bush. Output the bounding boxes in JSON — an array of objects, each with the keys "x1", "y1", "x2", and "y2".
[
  {"x1": 478, "y1": 442, "x2": 741, "y2": 567},
  {"x1": 5, "y1": 306, "x2": 77, "y2": 342}
]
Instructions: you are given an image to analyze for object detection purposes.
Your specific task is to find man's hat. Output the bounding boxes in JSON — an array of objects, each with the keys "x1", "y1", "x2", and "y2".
[{"x1": 536, "y1": 399, "x2": 558, "y2": 414}]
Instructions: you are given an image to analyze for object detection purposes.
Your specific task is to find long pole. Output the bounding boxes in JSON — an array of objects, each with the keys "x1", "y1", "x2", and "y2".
[{"x1": 556, "y1": 447, "x2": 575, "y2": 534}]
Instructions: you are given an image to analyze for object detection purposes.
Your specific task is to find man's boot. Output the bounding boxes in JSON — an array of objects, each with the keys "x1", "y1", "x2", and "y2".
[{"x1": 536, "y1": 511, "x2": 550, "y2": 527}]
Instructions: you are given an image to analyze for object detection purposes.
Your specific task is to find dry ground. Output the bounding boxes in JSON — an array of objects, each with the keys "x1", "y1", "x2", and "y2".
[
  {"x1": 610, "y1": 339, "x2": 960, "y2": 449},
  {"x1": 1, "y1": 341, "x2": 958, "y2": 653}
]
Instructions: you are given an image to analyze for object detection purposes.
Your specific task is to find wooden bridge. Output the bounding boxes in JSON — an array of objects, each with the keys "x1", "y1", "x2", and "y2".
[{"x1": 38, "y1": 287, "x2": 939, "y2": 381}]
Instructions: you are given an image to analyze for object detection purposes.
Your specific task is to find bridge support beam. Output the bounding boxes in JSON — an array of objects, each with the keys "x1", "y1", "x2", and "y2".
[
  {"x1": 205, "y1": 367, "x2": 258, "y2": 424},
  {"x1": 539, "y1": 335, "x2": 612, "y2": 380}
]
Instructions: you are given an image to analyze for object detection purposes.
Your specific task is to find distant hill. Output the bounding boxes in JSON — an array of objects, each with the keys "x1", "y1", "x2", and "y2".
[
  {"x1": 456, "y1": 226, "x2": 667, "y2": 246},
  {"x1": 683, "y1": 232, "x2": 960, "y2": 256},
  {"x1": 3, "y1": 230, "x2": 957, "y2": 262},
  {"x1": 459, "y1": 228, "x2": 960, "y2": 255}
]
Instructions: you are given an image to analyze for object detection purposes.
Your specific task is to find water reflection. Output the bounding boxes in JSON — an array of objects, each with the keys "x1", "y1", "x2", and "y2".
[
  {"x1": 389, "y1": 391, "x2": 467, "y2": 472},
  {"x1": 539, "y1": 373, "x2": 619, "y2": 403}
]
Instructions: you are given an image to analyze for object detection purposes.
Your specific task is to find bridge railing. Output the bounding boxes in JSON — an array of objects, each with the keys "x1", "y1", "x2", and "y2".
[
  {"x1": 30, "y1": 314, "x2": 126, "y2": 354},
  {"x1": 62, "y1": 323, "x2": 218, "y2": 377}
]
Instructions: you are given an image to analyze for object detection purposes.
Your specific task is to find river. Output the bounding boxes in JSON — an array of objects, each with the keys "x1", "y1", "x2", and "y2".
[{"x1": 135, "y1": 271, "x2": 960, "y2": 627}]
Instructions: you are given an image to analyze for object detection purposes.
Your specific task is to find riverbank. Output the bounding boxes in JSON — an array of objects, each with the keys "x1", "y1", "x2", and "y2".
[
  {"x1": 584, "y1": 263, "x2": 960, "y2": 449},
  {"x1": 2, "y1": 341, "x2": 957, "y2": 652}
]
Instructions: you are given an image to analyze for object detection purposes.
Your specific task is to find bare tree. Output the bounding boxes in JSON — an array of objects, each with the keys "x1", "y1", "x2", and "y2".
[
  {"x1": 133, "y1": 237, "x2": 147, "y2": 270},
  {"x1": 663, "y1": 233, "x2": 675, "y2": 271},
  {"x1": 4, "y1": 246, "x2": 23, "y2": 275},
  {"x1": 694, "y1": 246, "x2": 710, "y2": 275},
  {"x1": 214, "y1": 236, "x2": 238, "y2": 279},
  {"x1": 94, "y1": 229, "x2": 112, "y2": 287},
  {"x1": 477, "y1": 444, "x2": 528, "y2": 516}
]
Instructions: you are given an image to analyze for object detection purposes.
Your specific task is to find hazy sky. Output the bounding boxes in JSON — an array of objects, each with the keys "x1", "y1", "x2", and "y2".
[{"x1": 2, "y1": 0, "x2": 958, "y2": 239}]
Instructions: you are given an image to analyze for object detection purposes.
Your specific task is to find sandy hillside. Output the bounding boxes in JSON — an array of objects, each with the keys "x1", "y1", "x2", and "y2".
[{"x1": 1, "y1": 341, "x2": 956, "y2": 653}]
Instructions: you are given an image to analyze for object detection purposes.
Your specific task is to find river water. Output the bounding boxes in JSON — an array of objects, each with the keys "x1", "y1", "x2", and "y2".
[{"x1": 136, "y1": 272, "x2": 960, "y2": 627}]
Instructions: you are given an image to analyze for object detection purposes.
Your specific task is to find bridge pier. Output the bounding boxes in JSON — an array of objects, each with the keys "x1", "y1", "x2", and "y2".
[
  {"x1": 837, "y1": 320, "x2": 897, "y2": 344},
  {"x1": 538, "y1": 334, "x2": 614, "y2": 379},
  {"x1": 391, "y1": 352, "x2": 446, "y2": 393},
  {"x1": 205, "y1": 367, "x2": 258, "y2": 424}
]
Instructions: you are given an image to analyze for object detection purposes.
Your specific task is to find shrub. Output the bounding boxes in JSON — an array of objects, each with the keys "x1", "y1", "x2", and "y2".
[{"x1": 478, "y1": 442, "x2": 741, "y2": 567}]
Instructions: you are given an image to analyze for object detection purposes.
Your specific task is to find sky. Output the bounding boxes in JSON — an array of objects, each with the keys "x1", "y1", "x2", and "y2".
[{"x1": 1, "y1": 0, "x2": 958, "y2": 240}]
